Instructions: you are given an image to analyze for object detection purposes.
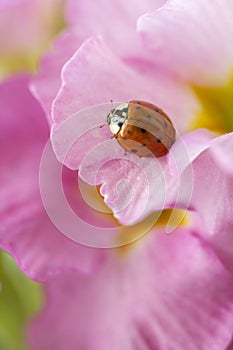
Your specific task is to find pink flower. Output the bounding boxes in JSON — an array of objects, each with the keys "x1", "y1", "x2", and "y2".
[{"x1": 1, "y1": 0, "x2": 233, "y2": 349}]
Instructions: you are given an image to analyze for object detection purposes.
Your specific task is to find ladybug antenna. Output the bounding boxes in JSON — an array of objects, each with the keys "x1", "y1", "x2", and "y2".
[
  {"x1": 100, "y1": 100, "x2": 113, "y2": 128},
  {"x1": 100, "y1": 99, "x2": 115, "y2": 129}
]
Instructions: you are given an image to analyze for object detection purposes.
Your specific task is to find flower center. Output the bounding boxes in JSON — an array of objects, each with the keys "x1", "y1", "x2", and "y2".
[
  {"x1": 191, "y1": 74, "x2": 233, "y2": 134},
  {"x1": 80, "y1": 182, "x2": 189, "y2": 251},
  {"x1": 116, "y1": 209, "x2": 190, "y2": 255}
]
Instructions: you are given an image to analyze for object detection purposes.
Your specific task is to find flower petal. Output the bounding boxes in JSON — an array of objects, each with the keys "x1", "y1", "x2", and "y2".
[
  {"x1": 0, "y1": 76, "x2": 104, "y2": 281},
  {"x1": 210, "y1": 132, "x2": 233, "y2": 176},
  {"x1": 29, "y1": 227, "x2": 233, "y2": 350},
  {"x1": 30, "y1": 30, "x2": 81, "y2": 124},
  {"x1": 184, "y1": 135, "x2": 233, "y2": 272},
  {"x1": 65, "y1": 0, "x2": 166, "y2": 57},
  {"x1": 52, "y1": 36, "x2": 198, "y2": 129},
  {"x1": 138, "y1": 0, "x2": 233, "y2": 85},
  {"x1": 187, "y1": 146, "x2": 233, "y2": 235},
  {"x1": 227, "y1": 339, "x2": 233, "y2": 350},
  {"x1": 31, "y1": 2, "x2": 191, "y2": 124},
  {"x1": 208, "y1": 227, "x2": 233, "y2": 273},
  {"x1": 78, "y1": 128, "x2": 213, "y2": 225}
]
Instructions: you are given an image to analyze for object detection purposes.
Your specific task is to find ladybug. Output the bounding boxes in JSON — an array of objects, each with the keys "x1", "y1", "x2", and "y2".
[{"x1": 107, "y1": 100, "x2": 176, "y2": 157}]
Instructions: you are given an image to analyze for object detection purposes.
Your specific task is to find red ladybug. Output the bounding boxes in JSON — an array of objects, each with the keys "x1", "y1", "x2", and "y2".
[{"x1": 107, "y1": 100, "x2": 176, "y2": 157}]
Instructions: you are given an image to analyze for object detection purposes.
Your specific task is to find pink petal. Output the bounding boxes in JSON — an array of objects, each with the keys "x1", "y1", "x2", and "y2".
[
  {"x1": 191, "y1": 213, "x2": 233, "y2": 274},
  {"x1": 178, "y1": 134, "x2": 233, "y2": 272},
  {"x1": 208, "y1": 227, "x2": 233, "y2": 274},
  {"x1": 30, "y1": 30, "x2": 81, "y2": 124},
  {"x1": 52, "y1": 36, "x2": 198, "y2": 130},
  {"x1": 138, "y1": 0, "x2": 233, "y2": 85},
  {"x1": 0, "y1": 76, "x2": 104, "y2": 281},
  {"x1": 210, "y1": 132, "x2": 233, "y2": 176},
  {"x1": 29, "y1": 227, "x2": 233, "y2": 350},
  {"x1": 78, "y1": 128, "x2": 213, "y2": 225},
  {"x1": 187, "y1": 146, "x2": 233, "y2": 236},
  {"x1": 40, "y1": 140, "x2": 154, "y2": 248},
  {"x1": 31, "y1": 1, "x2": 184, "y2": 124},
  {"x1": 65, "y1": 0, "x2": 166, "y2": 57}
]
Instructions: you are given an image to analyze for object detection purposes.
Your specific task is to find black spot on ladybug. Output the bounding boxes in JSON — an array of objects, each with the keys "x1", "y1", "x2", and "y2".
[
  {"x1": 141, "y1": 143, "x2": 146, "y2": 147},
  {"x1": 157, "y1": 138, "x2": 162, "y2": 143},
  {"x1": 114, "y1": 110, "x2": 121, "y2": 116},
  {"x1": 141, "y1": 128, "x2": 146, "y2": 133},
  {"x1": 131, "y1": 149, "x2": 138, "y2": 153},
  {"x1": 127, "y1": 130, "x2": 131, "y2": 135},
  {"x1": 145, "y1": 114, "x2": 152, "y2": 120},
  {"x1": 154, "y1": 108, "x2": 159, "y2": 112},
  {"x1": 115, "y1": 107, "x2": 128, "y2": 116}
]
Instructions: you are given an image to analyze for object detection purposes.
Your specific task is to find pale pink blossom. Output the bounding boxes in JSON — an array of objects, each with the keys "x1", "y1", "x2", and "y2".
[{"x1": 1, "y1": 0, "x2": 233, "y2": 349}]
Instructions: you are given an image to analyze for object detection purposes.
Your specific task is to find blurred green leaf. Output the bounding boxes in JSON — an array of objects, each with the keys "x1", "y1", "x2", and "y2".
[{"x1": 0, "y1": 250, "x2": 43, "y2": 350}]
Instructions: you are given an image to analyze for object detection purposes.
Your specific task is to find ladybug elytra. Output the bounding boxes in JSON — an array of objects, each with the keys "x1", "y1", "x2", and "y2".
[{"x1": 107, "y1": 100, "x2": 176, "y2": 157}]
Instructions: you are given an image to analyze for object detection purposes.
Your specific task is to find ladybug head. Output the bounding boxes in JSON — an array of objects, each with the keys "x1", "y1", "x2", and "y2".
[{"x1": 107, "y1": 102, "x2": 129, "y2": 135}]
